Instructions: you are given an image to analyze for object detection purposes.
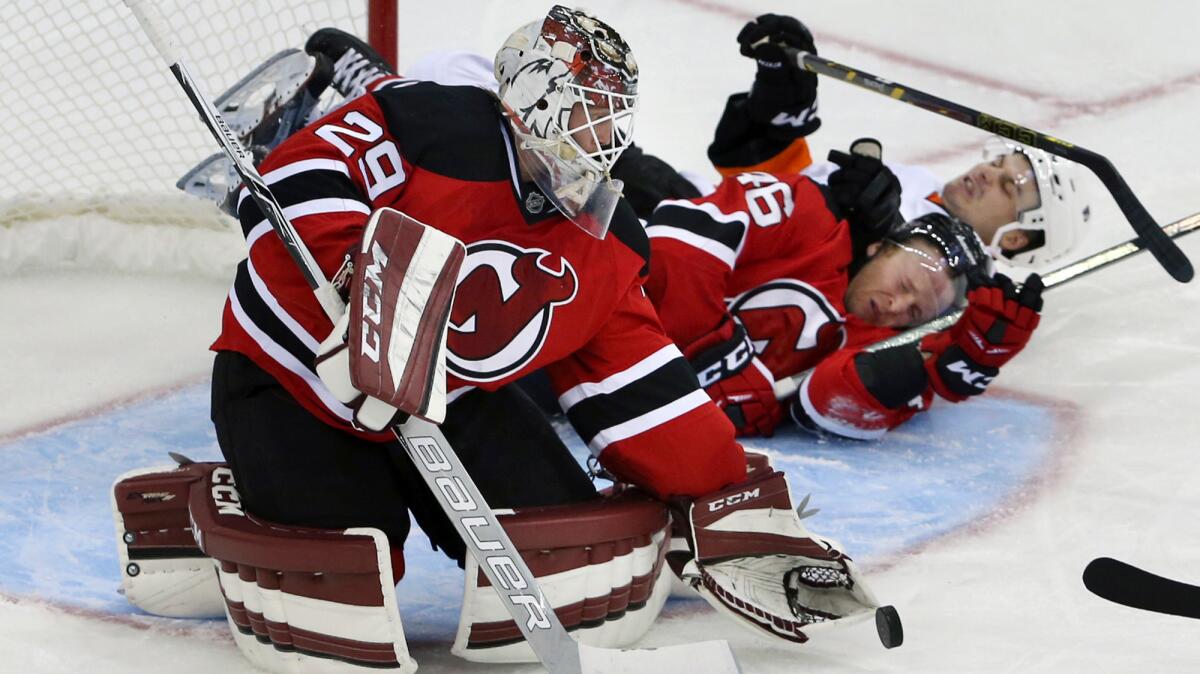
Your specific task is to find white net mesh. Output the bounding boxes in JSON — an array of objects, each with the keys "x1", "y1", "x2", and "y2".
[{"x1": 0, "y1": 0, "x2": 368, "y2": 231}]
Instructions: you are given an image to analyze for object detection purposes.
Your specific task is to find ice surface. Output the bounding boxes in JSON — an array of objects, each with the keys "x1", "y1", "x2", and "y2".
[{"x1": 3, "y1": 1, "x2": 1200, "y2": 672}]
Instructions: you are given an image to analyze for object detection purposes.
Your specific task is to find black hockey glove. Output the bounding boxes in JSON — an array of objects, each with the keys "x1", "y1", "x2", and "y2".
[
  {"x1": 610, "y1": 144, "x2": 701, "y2": 220},
  {"x1": 827, "y1": 138, "x2": 904, "y2": 238},
  {"x1": 736, "y1": 14, "x2": 821, "y2": 133}
]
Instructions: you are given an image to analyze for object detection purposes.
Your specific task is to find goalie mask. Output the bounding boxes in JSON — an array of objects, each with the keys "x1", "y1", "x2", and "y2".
[
  {"x1": 982, "y1": 137, "x2": 1091, "y2": 269},
  {"x1": 495, "y1": 5, "x2": 638, "y2": 239}
]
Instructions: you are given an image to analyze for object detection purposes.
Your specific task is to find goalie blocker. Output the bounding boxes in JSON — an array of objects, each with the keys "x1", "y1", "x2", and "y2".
[
  {"x1": 315, "y1": 208, "x2": 466, "y2": 429},
  {"x1": 111, "y1": 461, "x2": 672, "y2": 671}
]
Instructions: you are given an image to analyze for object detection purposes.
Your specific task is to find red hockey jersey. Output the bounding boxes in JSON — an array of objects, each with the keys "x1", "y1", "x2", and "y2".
[
  {"x1": 210, "y1": 79, "x2": 743, "y2": 498},
  {"x1": 645, "y1": 171, "x2": 933, "y2": 439}
]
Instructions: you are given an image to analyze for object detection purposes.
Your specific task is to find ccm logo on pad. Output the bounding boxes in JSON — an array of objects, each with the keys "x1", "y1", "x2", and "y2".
[
  {"x1": 707, "y1": 488, "x2": 761, "y2": 512},
  {"x1": 210, "y1": 466, "x2": 245, "y2": 517}
]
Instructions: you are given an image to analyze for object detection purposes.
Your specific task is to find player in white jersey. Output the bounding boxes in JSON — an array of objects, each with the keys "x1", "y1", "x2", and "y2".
[{"x1": 703, "y1": 13, "x2": 1092, "y2": 272}]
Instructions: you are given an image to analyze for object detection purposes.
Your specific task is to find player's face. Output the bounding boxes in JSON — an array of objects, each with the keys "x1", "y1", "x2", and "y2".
[
  {"x1": 942, "y1": 152, "x2": 1040, "y2": 243},
  {"x1": 567, "y1": 101, "x2": 614, "y2": 156},
  {"x1": 844, "y1": 239, "x2": 959, "y2": 327}
]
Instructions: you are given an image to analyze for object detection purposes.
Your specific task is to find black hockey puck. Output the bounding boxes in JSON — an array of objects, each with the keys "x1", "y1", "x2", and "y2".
[{"x1": 875, "y1": 605, "x2": 903, "y2": 649}]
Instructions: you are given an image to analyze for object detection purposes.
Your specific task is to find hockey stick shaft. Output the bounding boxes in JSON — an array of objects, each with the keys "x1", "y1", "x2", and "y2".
[
  {"x1": 790, "y1": 49, "x2": 1194, "y2": 284},
  {"x1": 121, "y1": 2, "x2": 580, "y2": 671},
  {"x1": 773, "y1": 210, "x2": 1200, "y2": 399},
  {"x1": 1083, "y1": 557, "x2": 1200, "y2": 619}
]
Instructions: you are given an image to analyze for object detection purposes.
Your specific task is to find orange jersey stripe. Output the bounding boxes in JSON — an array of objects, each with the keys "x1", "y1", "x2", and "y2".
[{"x1": 716, "y1": 138, "x2": 813, "y2": 178}]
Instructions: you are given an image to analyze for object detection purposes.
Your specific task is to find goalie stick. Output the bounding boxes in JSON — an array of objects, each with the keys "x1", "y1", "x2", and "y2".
[
  {"x1": 1083, "y1": 557, "x2": 1200, "y2": 620},
  {"x1": 784, "y1": 48, "x2": 1194, "y2": 284},
  {"x1": 774, "y1": 210, "x2": 1200, "y2": 399},
  {"x1": 121, "y1": 2, "x2": 741, "y2": 673}
]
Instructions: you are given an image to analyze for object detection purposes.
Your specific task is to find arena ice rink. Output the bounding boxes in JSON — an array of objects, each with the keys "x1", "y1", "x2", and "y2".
[{"x1": 3, "y1": 1, "x2": 1200, "y2": 671}]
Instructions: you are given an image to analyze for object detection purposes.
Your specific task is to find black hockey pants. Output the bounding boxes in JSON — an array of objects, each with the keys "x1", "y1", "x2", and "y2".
[{"x1": 210, "y1": 350, "x2": 597, "y2": 566}]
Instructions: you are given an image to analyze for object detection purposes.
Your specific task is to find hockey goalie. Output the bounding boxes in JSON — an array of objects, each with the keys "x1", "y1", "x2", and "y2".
[{"x1": 111, "y1": 5, "x2": 886, "y2": 673}]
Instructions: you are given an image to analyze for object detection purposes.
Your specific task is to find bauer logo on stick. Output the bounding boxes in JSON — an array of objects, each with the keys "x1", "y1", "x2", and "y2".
[{"x1": 407, "y1": 432, "x2": 553, "y2": 632}]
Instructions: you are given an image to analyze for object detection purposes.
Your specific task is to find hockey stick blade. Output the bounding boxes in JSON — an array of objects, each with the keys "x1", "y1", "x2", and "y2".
[{"x1": 1083, "y1": 557, "x2": 1200, "y2": 620}]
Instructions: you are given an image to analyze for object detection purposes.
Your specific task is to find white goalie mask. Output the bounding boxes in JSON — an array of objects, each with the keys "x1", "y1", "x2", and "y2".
[
  {"x1": 982, "y1": 137, "x2": 1091, "y2": 269},
  {"x1": 494, "y1": 5, "x2": 638, "y2": 239}
]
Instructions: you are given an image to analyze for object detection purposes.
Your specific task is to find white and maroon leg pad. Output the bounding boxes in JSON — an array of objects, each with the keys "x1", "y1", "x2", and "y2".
[
  {"x1": 111, "y1": 462, "x2": 225, "y2": 618},
  {"x1": 187, "y1": 464, "x2": 415, "y2": 673},
  {"x1": 452, "y1": 489, "x2": 672, "y2": 663}
]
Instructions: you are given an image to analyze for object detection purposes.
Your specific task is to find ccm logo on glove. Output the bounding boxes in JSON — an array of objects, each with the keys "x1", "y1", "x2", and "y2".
[
  {"x1": 696, "y1": 334, "x2": 755, "y2": 387},
  {"x1": 360, "y1": 241, "x2": 390, "y2": 363}
]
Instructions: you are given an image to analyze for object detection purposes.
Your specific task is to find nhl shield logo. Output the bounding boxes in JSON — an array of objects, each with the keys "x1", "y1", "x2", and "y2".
[
  {"x1": 447, "y1": 241, "x2": 578, "y2": 382},
  {"x1": 524, "y1": 190, "x2": 546, "y2": 214}
]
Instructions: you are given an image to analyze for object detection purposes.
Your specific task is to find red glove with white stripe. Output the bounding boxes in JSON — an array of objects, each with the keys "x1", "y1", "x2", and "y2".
[{"x1": 921, "y1": 272, "x2": 1044, "y2": 402}]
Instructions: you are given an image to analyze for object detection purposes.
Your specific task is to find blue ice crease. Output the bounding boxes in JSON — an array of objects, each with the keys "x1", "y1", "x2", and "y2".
[{"x1": 0, "y1": 382, "x2": 1059, "y2": 638}]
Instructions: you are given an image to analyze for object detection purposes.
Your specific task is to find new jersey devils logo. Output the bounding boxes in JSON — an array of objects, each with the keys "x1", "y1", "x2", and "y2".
[
  {"x1": 728, "y1": 279, "x2": 845, "y2": 376},
  {"x1": 447, "y1": 241, "x2": 578, "y2": 382}
]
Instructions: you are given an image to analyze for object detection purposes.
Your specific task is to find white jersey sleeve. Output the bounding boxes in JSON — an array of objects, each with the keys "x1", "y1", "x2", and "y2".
[{"x1": 402, "y1": 50, "x2": 499, "y2": 91}]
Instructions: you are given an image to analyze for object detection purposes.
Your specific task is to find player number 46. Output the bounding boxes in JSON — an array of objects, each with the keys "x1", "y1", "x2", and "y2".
[{"x1": 737, "y1": 172, "x2": 794, "y2": 227}]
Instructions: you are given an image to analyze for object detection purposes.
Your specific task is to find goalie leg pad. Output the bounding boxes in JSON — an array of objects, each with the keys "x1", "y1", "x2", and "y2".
[
  {"x1": 111, "y1": 461, "x2": 225, "y2": 618},
  {"x1": 453, "y1": 488, "x2": 672, "y2": 663},
  {"x1": 187, "y1": 463, "x2": 415, "y2": 673}
]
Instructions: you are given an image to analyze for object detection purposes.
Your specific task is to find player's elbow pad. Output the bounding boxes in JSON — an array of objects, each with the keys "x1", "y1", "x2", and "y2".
[{"x1": 787, "y1": 346, "x2": 925, "y2": 440}]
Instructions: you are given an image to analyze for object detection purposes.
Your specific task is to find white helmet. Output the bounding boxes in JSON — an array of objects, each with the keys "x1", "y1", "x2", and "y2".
[
  {"x1": 982, "y1": 137, "x2": 1091, "y2": 269},
  {"x1": 494, "y1": 5, "x2": 638, "y2": 239}
]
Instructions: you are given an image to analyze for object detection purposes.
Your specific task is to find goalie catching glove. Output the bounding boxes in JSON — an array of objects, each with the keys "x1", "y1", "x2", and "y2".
[
  {"x1": 316, "y1": 208, "x2": 465, "y2": 431},
  {"x1": 675, "y1": 467, "x2": 879, "y2": 644},
  {"x1": 922, "y1": 271, "x2": 1044, "y2": 402}
]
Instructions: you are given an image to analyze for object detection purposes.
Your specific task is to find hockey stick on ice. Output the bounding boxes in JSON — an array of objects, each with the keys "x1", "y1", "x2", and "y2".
[
  {"x1": 785, "y1": 48, "x2": 1194, "y2": 284},
  {"x1": 1083, "y1": 557, "x2": 1200, "y2": 620},
  {"x1": 122, "y1": 2, "x2": 739, "y2": 673},
  {"x1": 773, "y1": 210, "x2": 1200, "y2": 399}
]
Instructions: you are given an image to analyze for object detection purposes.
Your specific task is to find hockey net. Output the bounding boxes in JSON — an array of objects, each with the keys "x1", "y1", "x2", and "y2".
[{"x1": 0, "y1": 1, "x2": 394, "y2": 277}]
